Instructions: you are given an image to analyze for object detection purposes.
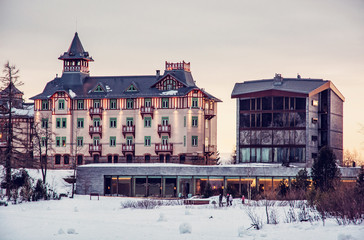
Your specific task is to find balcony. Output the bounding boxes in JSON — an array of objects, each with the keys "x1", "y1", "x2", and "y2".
[
  {"x1": 0, "y1": 141, "x2": 7, "y2": 148},
  {"x1": 89, "y1": 144, "x2": 102, "y2": 155},
  {"x1": 157, "y1": 124, "x2": 171, "y2": 137},
  {"x1": 89, "y1": 125, "x2": 102, "y2": 138},
  {"x1": 140, "y1": 106, "x2": 155, "y2": 119},
  {"x1": 204, "y1": 145, "x2": 216, "y2": 154},
  {"x1": 122, "y1": 125, "x2": 135, "y2": 137},
  {"x1": 155, "y1": 143, "x2": 173, "y2": 154},
  {"x1": 122, "y1": 144, "x2": 135, "y2": 156},
  {"x1": 89, "y1": 107, "x2": 103, "y2": 119},
  {"x1": 204, "y1": 109, "x2": 216, "y2": 120}
]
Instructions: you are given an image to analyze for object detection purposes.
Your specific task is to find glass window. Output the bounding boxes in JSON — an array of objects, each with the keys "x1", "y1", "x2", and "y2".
[
  {"x1": 192, "y1": 98, "x2": 198, "y2": 108},
  {"x1": 108, "y1": 155, "x2": 112, "y2": 163},
  {"x1": 256, "y1": 98, "x2": 261, "y2": 110},
  {"x1": 77, "y1": 118, "x2": 84, "y2": 128},
  {"x1": 95, "y1": 85, "x2": 103, "y2": 92},
  {"x1": 127, "y1": 84, "x2": 137, "y2": 91},
  {"x1": 110, "y1": 136, "x2": 116, "y2": 147},
  {"x1": 262, "y1": 97, "x2": 272, "y2": 110},
  {"x1": 126, "y1": 99, "x2": 134, "y2": 109},
  {"x1": 192, "y1": 116, "x2": 198, "y2": 127},
  {"x1": 162, "y1": 98, "x2": 169, "y2": 108},
  {"x1": 296, "y1": 112, "x2": 306, "y2": 127},
  {"x1": 192, "y1": 136, "x2": 198, "y2": 147},
  {"x1": 273, "y1": 113, "x2": 283, "y2": 127},
  {"x1": 77, "y1": 137, "x2": 83, "y2": 147},
  {"x1": 161, "y1": 117, "x2": 169, "y2": 126},
  {"x1": 56, "y1": 137, "x2": 60, "y2": 147},
  {"x1": 144, "y1": 98, "x2": 151, "y2": 107},
  {"x1": 126, "y1": 136, "x2": 133, "y2": 145},
  {"x1": 184, "y1": 116, "x2": 186, "y2": 127},
  {"x1": 110, "y1": 118, "x2": 117, "y2": 128},
  {"x1": 93, "y1": 137, "x2": 100, "y2": 146},
  {"x1": 145, "y1": 155, "x2": 150, "y2": 163},
  {"x1": 77, "y1": 155, "x2": 83, "y2": 165},
  {"x1": 240, "y1": 113, "x2": 250, "y2": 128},
  {"x1": 296, "y1": 98, "x2": 306, "y2": 110},
  {"x1": 262, "y1": 113, "x2": 272, "y2": 127},
  {"x1": 64, "y1": 155, "x2": 69, "y2": 165},
  {"x1": 126, "y1": 117, "x2": 133, "y2": 127},
  {"x1": 184, "y1": 136, "x2": 186, "y2": 147},
  {"x1": 144, "y1": 136, "x2": 151, "y2": 146},
  {"x1": 62, "y1": 118, "x2": 67, "y2": 128},
  {"x1": 41, "y1": 137, "x2": 46, "y2": 147},
  {"x1": 239, "y1": 99, "x2": 250, "y2": 111},
  {"x1": 273, "y1": 147, "x2": 288, "y2": 163},
  {"x1": 93, "y1": 118, "x2": 101, "y2": 127},
  {"x1": 77, "y1": 100, "x2": 84, "y2": 110},
  {"x1": 58, "y1": 99, "x2": 65, "y2": 110},
  {"x1": 61, "y1": 137, "x2": 66, "y2": 147},
  {"x1": 144, "y1": 117, "x2": 151, "y2": 127},
  {"x1": 250, "y1": 114, "x2": 256, "y2": 128},
  {"x1": 110, "y1": 99, "x2": 117, "y2": 109},
  {"x1": 41, "y1": 118, "x2": 48, "y2": 128},
  {"x1": 251, "y1": 98, "x2": 255, "y2": 110},
  {"x1": 162, "y1": 136, "x2": 168, "y2": 145},
  {"x1": 261, "y1": 148, "x2": 271, "y2": 162},
  {"x1": 94, "y1": 99, "x2": 101, "y2": 108},
  {"x1": 56, "y1": 118, "x2": 61, "y2": 128},
  {"x1": 273, "y1": 97, "x2": 284, "y2": 110},
  {"x1": 55, "y1": 155, "x2": 61, "y2": 165},
  {"x1": 240, "y1": 148, "x2": 250, "y2": 163},
  {"x1": 284, "y1": 97, "x2": 290, "y2": 110},
  {"x1": 41, "y1": 100, "x2": 48, "y2": 110}
]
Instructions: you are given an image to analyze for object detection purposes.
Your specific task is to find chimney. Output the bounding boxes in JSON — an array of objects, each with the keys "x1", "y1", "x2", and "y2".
[
  {"x1": 273, "y1": 73, "x2": 283, "y2": 86},
  {"x1": 156, "y1": 70, "x2": 160, "y2": 79},
  {"x1": 297, "y1": 73, "x2": 301, "y2": 79}
]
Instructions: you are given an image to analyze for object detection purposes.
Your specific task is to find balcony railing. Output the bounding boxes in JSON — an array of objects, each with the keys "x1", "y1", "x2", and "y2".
[
  {"x1": 122, "y1": 144, "x2": 135, "y2": 155},
  {"x1": 157, "y1": 124, "x2": 171, "y2": 137},
  {"x1": 122, "y1": 125, "x2": 135, "y2": 137},
  {"x1": 89, "y1": 107, "x2": 103, "y2": 119},
  {"x1": 155, "y1": 143, "x2": 173, "y2": 154},
  {"x1": 140, "y1": 106, "x2": 155, "y2": 119},
  {"x1": 204, "y1": 109, "x2": 215, "y2": 120},
  {"x1": 89, "y1": 125, "x2": 102, "y2": 138},
  {"x1": 89, "y1": 144, "x2": 102, "y2": 154}
]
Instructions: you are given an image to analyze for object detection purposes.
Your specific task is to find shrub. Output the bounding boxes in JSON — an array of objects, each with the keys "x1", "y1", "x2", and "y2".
[{"x1": 245, "y1": 207, "x2": 263, "y2": 230}]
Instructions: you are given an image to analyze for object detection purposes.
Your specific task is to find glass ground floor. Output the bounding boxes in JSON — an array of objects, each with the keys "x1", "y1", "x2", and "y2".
[{"x1": 103, "y1": 175, "x2": 304, "y2": 198}]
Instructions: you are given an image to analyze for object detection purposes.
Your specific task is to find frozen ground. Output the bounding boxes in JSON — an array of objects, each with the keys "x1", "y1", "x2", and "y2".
[{"x1": 1, "y1": 195, "x2": 363, "y2": 240}]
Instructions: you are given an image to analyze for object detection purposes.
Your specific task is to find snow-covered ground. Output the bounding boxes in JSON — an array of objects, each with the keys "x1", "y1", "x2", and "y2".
[{"x1": 1, "y1": 195, "x2": 363, "y2": 240}]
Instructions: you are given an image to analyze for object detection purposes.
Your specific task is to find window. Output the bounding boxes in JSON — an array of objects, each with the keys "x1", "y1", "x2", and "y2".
[
  {"x1": 262, "y1": 97, "x2": 272, "y2": 110},
  {"x1": 77, "y1": 100, "x2": 84, "y2": 110},
  {"x1": 162, "y1": 98, "x2": 169, "y2": 108},
  {"x1": 240, "y1": 99, "x2": 250, "y2": 111},
  {"x1": 56, "y1": 118, "x2": 61, "y2": 128},
  {"x1": 93, "y1": 118, "x2": 101, "y2": 127},
  {"x1": 184, "y1": 136, "x2": 186, "y2": 147},
  {"x1": 77, "y1": 137, "x2": 83, "y2": 147},
  {"x1": 42, "y1": 100, "x2": 48, "y2": 110},
  {"x1": 77, "y1": 118, "x2": 84, "y2": 128},
  {"x1": 93, "y1": 137, "x2": 100, "y2": 146},
  {"x1": 94, "y1": 99, "x2": 101, "y2": 108},
  {"x1": 144, "y1": 117, "x2": 151, "y2": 127},
  {"x1": 192, "y1": 98, "x2": 198, "y2": 108},
  {"x1": 61, "y1": 118, "x2": 67, "y2": 128},
  {"x1": 110, "y1": 118, "x2": 117, "y2": 128},
  {"x1": 127, "y1": 84, "x2": 137, "y2": 92},
  {"x1": 126, "y1": 117, "x2": 133, "y2": 127},
  {"x1": 108, "y1": 155, "x2": 112, "y2": 163},
  {"x1": 312, "y1": 135, "x2": 318, "y2": 141},
  {"x1": 126, "y1": 136, "x2": 133, "y2": 145},
  {"x1": 55, "y1": 155, "x2": 61, "y2": 165},
  {"x1": 184, "y1": 116, "x2": 186, "y2": 127},
  {"x1": 64, "y1": 155, "x2": 69, "y2": 165},
  {"x1": 110, "y1": 99, "x2": 117, "y2": 109},
  {"x1": 58, "y1": 99, "x2": 65, "y2": 110},
  {"x1": 144, "y1": 136, "x2": 151, "y2": 146},
  {"x1": 114, "y1": 155, "x2": 118, "y2": 163},
  {"x1": 77, "y1": 155, "x2": 83, "y2": 165},
  {"x1": 110, "y1": 136, "x2": 116, "y2": 147},
  {"x1": 94, "y1": 85, "x2": 104, "y2": 92},
  {"x1": 273, "y1": 97, "x2": 284, "y2": 110},
  {"x1": 145, "y1": 155, "x2": 150, "y2": 163},
  {"x1": 41, "y1": 118, "x2": 48, "y2": 128},
  {"x1": 126, "y1": 99, "x2": 134, "y2": 109},
  {"x1": 161, "y1": 117, "x2": 169, "y2": 126},
  {"x1": 312, "y1": 117, "x2": 318, "y2": 124},
  {"x1": 162, "y1": 136, "x2": 168, "y2": 145},
  {"x1": 56, "y1": 137, "x2": 60, "y2": 147},
  {"x1": 144, "y1": 98, "x2": 151, "y2": 107},
  {"x1": 192, "y1": 116, "x2": 198, "y2": 127},
  {"x1": 41, "y1": 137, "x2": 46, "y2": 147},
  {"x1": 296, "y1": 98, "x2": 306, "y2": 110},
  {"x1": 312, "y1": 100, "x2": 319, "y2": 107},
  {"x1": 61, "y1": 137, "x2": 66, "y2": 147},
  {"x1": 192, "y1": 136, "x2": 198, "y2": 147},
  {"x1": 240, "y1": 113, "x2": 250, "y2": 128}
]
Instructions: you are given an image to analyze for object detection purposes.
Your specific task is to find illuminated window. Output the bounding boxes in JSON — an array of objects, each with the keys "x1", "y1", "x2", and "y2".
[
  {"x1": 61, "y1": 137, "x2": 66, "y2": 147},
  {"x1": 312, "y1": 100, "x2": 319, "y2": 106}
]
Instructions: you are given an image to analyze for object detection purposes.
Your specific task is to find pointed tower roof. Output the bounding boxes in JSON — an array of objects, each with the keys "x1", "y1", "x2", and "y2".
[{"x1": 58, "y1": 32, "x2": 94, "y2": 61}]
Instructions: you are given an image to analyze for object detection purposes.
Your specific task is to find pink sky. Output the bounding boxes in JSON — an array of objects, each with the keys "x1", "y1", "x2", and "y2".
[{"x1": 1, "y1": 0, "x2": 363, "y2": 156}]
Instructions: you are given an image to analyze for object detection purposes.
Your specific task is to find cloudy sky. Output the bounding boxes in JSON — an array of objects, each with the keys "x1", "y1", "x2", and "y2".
[{"x1": 1, "y1": 0, "x2": 363, "y2": 156}]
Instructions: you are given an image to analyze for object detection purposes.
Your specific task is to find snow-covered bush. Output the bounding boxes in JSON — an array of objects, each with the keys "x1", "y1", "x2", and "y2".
[
  {"x1": 157, "y1": 213, "x2": 167, "y2": 222},
  {"x1": 121, "y1": 199, "x2": 183, "y2": 209},
  {"x1": 245, "y1": 207, "x2": 263, "y2": 230},
  {"x1": 179, "y1": 222, "x2": 192, "y2": 234},
  {"x1": 67, "y1": 228, "x2": 76, "y2": 234}
]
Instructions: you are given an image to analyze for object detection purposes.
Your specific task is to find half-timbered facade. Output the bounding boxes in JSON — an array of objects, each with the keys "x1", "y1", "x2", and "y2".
[
  {"x1": 31, "y1": 32, "x2": 221, "y2": 169},
  {"x1": 231, "y1": 74, "x2": 344, "y2": 167}
]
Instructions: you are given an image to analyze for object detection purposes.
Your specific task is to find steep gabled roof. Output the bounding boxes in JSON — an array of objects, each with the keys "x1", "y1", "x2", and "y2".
[
  {"x1": 0, "y1": 82, "x2": 23, "y2": 96},
  {"x1": 58, "y1": 32, "x2": 94, "y2": 61}
]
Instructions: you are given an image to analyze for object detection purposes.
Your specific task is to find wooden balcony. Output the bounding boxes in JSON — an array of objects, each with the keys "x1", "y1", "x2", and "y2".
[
  {"x1": 155, "y1": 143, "x2": 173, "y2": 154},
  {"x1": 89, "y1": 107, "x2": 103, "y2": 119},
  {"x1": 157, "y1": 124, "x2": 171, "y2": 137},
  {"x1": 122, "y1": 125, "x2": 135, "y2": 137},
  {"x1": 89, "y1": 144, "x2": 102, "y2": 155},
  {"x1": 122, "y1": 144, "x2": 135, "y2": 156},
  {"x1": 89, "y1": 125, "x2": 102, "y2": 138},
  {"x1": 140, "y1": 106, "x2": 155, "y2": 119},
  {"x1": 204, "y1": 109, "x2": 215, "y2": 120}
]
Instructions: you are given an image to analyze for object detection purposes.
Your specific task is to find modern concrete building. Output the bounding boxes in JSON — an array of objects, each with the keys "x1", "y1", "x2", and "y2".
[
  {"x1": 31, "y1": 32, "x2": 221, "y2": 168},
  {"x1": 231, "y1": 74, "x2": 344, "y2": 167}
]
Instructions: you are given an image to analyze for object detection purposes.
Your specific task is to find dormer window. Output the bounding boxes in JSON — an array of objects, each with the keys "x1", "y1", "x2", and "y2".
[
  {"x1": 163, "y1": 79, "x2": 176, "y2": 90},
  {"x1": 94, "y1": 85, "x2": 104, "y2": 92},
  {"x1": 127, "y1": 84, "x2": 137, "y2": 92}
]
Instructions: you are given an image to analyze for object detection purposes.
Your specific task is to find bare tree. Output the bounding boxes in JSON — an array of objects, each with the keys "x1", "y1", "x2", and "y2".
[
  {"x1": 70, "y1": 128, "x2": 83, "y2": 198},
  {"x1": 0, "y1": 61, "x2": 23, "y2": 198},
  {"x1": 343, "y1": 149, "x2": 360, "y2": 167}
]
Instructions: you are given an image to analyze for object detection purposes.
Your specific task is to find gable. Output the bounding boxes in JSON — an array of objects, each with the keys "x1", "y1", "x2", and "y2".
[
  {"x1": 152, "y1": 74, "x2": 186, "y2": 90},
  {"x1": 125, "y1": 82, "x2": 139, "y2": 92},
  {"x1": 91, "y1": 83, "x2": 105, "y2": 93}
]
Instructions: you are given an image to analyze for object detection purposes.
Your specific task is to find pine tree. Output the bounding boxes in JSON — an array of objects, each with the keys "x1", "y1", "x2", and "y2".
[
  {"x1": 293, "y1": 168, "x2": 310, "y2": 192},
  {"x1": 311, "y1": 146, "x2": 341, "y2": 192}
]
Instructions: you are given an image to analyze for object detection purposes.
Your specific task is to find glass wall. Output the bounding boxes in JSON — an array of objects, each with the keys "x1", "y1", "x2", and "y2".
[
  {"x1": 226, "y1": 177, "x2": 239, "y2": 197},
  {"x1": 164, "y1": 177, "x2": 177, "y2": 197},
  {"x1": 134, "y1": 176, "x2": 147, "y2": 197},
  {"x1": 209, "y1": 177, "x2": 224, "y2": 196},
  {"x1": 148, "y1": 176, "x2": 162, "y2": 197}
]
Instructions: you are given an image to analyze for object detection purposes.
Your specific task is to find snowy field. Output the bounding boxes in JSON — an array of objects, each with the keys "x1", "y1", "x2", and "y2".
[{"x1": 1, "y1": 195, "x2": 363, "y2": 240}]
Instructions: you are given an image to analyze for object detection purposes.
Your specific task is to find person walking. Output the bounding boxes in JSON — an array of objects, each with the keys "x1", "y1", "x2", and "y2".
[
  {"x1": 219, "y1": 193, "x2": 223, "y2": 207},
  {"x1": 241, "y1": 195, "x2": 245, "y2": 204},
  {"x1": 226, "y1": 194, "x2": 230, "y2": 206},
  {"x1": 229, "y1": 194, "x2": 233, "y2": 206}
]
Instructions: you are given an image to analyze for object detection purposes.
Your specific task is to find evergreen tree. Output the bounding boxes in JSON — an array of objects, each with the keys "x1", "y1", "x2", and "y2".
[
  {"x1": 311, "y1": 146, "x2": 341, "y2": 192},
  {"x1": 355, "y1": 167, "x2": 364, "y2": 198},
  {"x1": 277, "y1": 179, "x2": 289, "y2": 197},
  {"x1": 292, "y1": 168, "x2": 310, "y2": 192}
]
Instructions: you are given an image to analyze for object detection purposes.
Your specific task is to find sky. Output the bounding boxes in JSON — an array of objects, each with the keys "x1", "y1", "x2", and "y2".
[{"x1": 0, "y1": 0, "x2": 364, "y2": 156}]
